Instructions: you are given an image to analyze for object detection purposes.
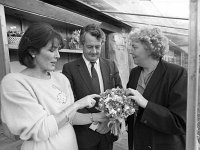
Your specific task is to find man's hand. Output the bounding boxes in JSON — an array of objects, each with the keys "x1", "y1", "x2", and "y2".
[
  {"x1": 92, "y1": 112, "x2": 108, "y2": 123},
  {"x1": 96, "y1": 119, "x2": 111, "y2": 134}
]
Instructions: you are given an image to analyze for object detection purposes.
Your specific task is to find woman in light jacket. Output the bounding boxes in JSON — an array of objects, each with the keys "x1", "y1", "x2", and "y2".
[{"x1": 0, "y1": 22, "x2": 107, "y2": 150}]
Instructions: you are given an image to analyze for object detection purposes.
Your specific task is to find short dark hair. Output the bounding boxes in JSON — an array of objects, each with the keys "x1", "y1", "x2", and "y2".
[
  {"x1": 79, "y1": 24, "x2": 105, "y2": 45},
  {"x1": 18, "y1": 22, "x2": 64, "y2": 68}
]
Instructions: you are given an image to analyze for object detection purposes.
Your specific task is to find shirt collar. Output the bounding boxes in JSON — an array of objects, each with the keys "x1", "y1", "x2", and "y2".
[{"x1": 82, "y1": 54, "x2": 100, "y2": 67}]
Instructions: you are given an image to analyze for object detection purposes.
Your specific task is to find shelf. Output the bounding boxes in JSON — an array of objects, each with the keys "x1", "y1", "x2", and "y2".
[
  {"x1": 59, "y1": 49, "x2": 83, "y2": 53},
  {"x1": 8, "y1": 44, "x2": 18, "y2": 49},
  {"x1": 8, "y1": 45, "x2": 83, "y2": 54}
]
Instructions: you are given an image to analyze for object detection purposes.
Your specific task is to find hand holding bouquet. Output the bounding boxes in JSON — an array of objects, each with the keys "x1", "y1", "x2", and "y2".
[{"x1": 96, "y1": 87, "x2": 138, "y2": 136}]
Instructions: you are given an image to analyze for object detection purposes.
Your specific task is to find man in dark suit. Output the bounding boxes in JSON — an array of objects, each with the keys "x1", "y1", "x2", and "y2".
[{"x1": 62, "y1": 24, "x2": 122, "y2": 150}]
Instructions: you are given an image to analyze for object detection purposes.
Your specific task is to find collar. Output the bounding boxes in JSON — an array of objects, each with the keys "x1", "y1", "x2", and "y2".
[{"x1": 82, "y1": 54, "x2": 100, "y2": 67}]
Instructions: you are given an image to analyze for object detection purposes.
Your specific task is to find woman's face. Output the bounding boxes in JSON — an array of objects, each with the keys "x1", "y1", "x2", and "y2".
[
  {"x1": 130, "y1": 41, "x2": 151, "y2": 66},
  {"x1": 34, "y1": 38, "x2": 60, "y2": 72}
]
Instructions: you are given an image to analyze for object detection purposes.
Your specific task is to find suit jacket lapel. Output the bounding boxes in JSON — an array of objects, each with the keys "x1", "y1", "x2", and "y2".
[
  {"x1": 143, "y1": 60, "x2": 166, "y2": 100},
  {"x1": 99, "y1": 58, "x2": 110, "y2": 91},
  {"x1": 77, "y1": 58, "x2": 94, "y2": 93}
]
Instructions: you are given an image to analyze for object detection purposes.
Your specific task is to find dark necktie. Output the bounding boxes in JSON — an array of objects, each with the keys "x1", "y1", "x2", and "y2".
[{"x1": 90, "y1": 62, "x2": 100, "y2": 94}]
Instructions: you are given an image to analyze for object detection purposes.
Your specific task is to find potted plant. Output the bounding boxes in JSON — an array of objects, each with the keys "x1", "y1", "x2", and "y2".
[
  {"x1": 68, "y1": 29, "x2": 81, "y2": 49},
  {"x1": 7, "y1": 30, "x2": 24, "y2": 44}
]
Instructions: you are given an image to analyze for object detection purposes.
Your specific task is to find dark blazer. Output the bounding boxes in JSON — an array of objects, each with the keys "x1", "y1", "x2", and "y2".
[
  {"x1": 126, "y1": 59, "x2": 187, "y2": 150},
  {"x1": 62, "y1": 57, "x2": 122, "y2": 148}
]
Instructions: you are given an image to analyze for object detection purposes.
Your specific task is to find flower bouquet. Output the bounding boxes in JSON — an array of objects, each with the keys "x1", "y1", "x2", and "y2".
[{"x1": 96, "y1": 87, "x2": 138, "y2": 136}]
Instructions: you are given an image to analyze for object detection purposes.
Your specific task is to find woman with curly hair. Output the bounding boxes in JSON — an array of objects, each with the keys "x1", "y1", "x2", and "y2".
[{"x1": 126, "y1": 27, "x2": 187, "y2": 150}]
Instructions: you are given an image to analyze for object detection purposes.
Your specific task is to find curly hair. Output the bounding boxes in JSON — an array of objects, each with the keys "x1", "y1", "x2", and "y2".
[{"x1": 129, "y1": 27, "x2": 169, "y2": 60}]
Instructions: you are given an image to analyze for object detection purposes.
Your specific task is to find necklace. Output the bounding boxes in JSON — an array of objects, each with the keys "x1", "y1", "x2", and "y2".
[
  {"x1": 142, "y1": 60, "x2": 159, "y2": 85},
  {"x1": 141, "y1": 69, "x2": 155, "y2": 85}
]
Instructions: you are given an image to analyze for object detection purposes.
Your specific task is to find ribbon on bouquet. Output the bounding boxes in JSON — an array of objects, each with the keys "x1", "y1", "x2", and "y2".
[{"x1": 107, "y1": 118, "x2": 126, "y2": 136}]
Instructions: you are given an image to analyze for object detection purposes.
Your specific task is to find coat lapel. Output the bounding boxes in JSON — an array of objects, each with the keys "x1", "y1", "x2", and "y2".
[
  {"x1": 77, "y1": 58, "x2": 94, "y2": 93},
  {"x1": 127, "y1": 66, "x2": 142, "y2": 89},
  {"x1": 99, "y1": 58, "x2": 110, "y2": 90},
  {"x1": 133, "y1": 67, "x2": 142, "y2": 89},
  {"x1": 143, "y1": 60, "x2": 166, "y2": 99}
]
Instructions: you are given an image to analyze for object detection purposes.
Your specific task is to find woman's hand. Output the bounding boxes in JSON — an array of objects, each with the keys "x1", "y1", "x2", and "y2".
[
  {"x1": 126, "y1": 88, "x2": 148, "y2": 108},
  {"x1": 75, "y1": 94, "x2": 100, "y2": 109}
]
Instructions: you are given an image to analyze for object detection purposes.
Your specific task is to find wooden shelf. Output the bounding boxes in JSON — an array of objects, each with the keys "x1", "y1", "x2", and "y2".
[
  {"x1": 8, "y1": 44, "x2": 18, "y2": 49},
  {"x1": 8, "y1": 45, "x2": 83, "y2": 54},
  {"x1": 59, "y1": 49, "x2": 83, "y2": 53}
]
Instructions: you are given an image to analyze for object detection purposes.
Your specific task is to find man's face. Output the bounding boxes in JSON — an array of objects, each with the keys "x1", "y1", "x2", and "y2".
[{"x1": 82, "y1": 33, "x2": 102, "y2": 62}]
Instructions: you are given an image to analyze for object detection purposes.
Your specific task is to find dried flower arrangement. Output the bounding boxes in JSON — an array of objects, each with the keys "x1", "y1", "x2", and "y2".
[
  {"x1": 7, "y1": 30, "x2": 24, "y2": 37},
  {"x1": 68, "y1": 30, "x2": 81, "y2": 49}
]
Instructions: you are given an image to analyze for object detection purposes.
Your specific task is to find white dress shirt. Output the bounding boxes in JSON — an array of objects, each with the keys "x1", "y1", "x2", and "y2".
[{"x1": 82, "y1": 55, "x2": 104, "y2": 93}]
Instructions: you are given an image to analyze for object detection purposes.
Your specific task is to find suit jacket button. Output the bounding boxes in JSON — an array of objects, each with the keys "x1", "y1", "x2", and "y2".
[
  {"x1": 144, "y1": 120, "x2": 147, "y2": 124},
  {"x1": 148, "y1": 145, "x2": 152, "y2": 149}
]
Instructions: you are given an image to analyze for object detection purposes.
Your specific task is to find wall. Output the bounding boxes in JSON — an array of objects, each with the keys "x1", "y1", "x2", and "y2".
[
  {"x1": 6, "y1": 15, "x2": 22, "y2": 32},
  {"x1": 108, "y1": 33, "x2": 133, "y2": 88}
]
